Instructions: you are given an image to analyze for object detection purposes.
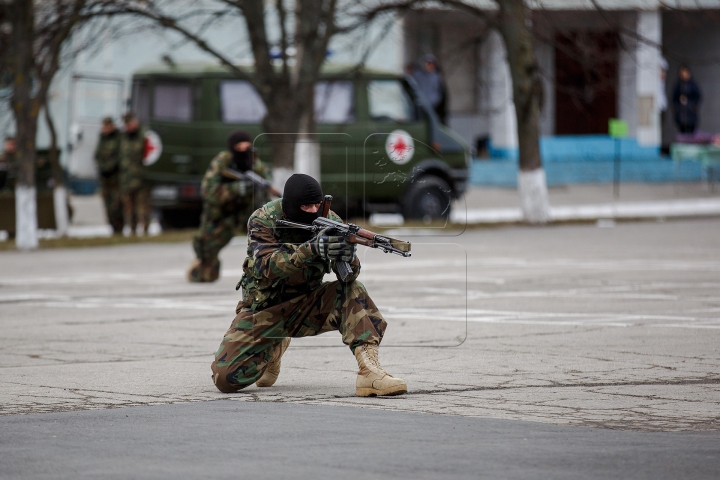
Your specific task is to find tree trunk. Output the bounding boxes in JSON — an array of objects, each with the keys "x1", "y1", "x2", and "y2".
[
  {"x1": 294, "y1": 83, "x2": 320, "y2": 181},
  {"x1": 44, "y1": 105, "x2": 70, "y2": 236},
  {"x1": 497, "y1": 0, "x2": 550, "y2": 224},
  {"x1": 10, "y1": 0, "x2": 39, "y2": 249},
  {"x1": 262, "y1": 104, "x2": 301, "y2": 192}
]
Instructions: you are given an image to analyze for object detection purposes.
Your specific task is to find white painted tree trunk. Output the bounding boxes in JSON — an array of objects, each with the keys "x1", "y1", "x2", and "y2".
[
  {"x1": 272, "y1": 167, "x2": 294, "y2": 196},
  {"x1": 294, "y1": 134, "x2": 321, "y2": 181},
  {"x1": 15, "y1": 185, "x2": 39, "y2": 250},
  {"x1": 518, "y1": 168, "x2": 550, "y2": 224},
  {"x1": 53, "y1": 186, "x2": 69, "y2": 237}
]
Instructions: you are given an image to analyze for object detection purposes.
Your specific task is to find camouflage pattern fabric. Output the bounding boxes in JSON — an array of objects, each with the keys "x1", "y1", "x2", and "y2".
[
  {"x1": 212, "y1": 280, "x2": 387, "y2": 393},
  {"x1": 191, "y1": 151, "x2": 271, "y2": 264},
  {"x1": 119, "y1": 130, "x2": 146, "y2": 194},
  {"x1": 210, "y1": 199, "x2": 381, "y2": 393},
  {"x1": 100, "y1": 175, "x2": 124, "y2": 233},
  {"x1": 94, "y1": 132, "x2": 123, "y2": 233},
  {"x1": 238, "y1": 199, "x2": 361, "y2": 311},
  {"x1": 94, "y1": 131, "x2": 121, "y2": 176},
  {"x1": 121, "y1": 187, "x2": 150, "y2": 231}
]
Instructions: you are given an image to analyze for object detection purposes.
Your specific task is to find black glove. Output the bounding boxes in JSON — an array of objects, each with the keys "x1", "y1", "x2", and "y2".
[
  {"x1": 329, "y1": 240, "x2": 356, "y2": 263},
  {"x1": 310, "y1": 229, "x2": 354, "y2": 262}
]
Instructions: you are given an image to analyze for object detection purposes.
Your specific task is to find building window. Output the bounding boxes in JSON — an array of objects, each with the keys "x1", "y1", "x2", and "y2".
[
  {"x1": 368, "y1": 80, "x2": 417, "y2": 122},
  {"x1": 315, "y1": 81, "x2": 354, "y2": 124},
  {"x1": 220, "y1": 80, "x2": 267, "y2": 123},
  {"x1": 153, "y1": 82, "x2": 193, "y2": 122}
]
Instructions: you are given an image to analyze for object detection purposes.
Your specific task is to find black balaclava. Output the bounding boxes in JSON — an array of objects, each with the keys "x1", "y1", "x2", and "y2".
[
  {"x1": 282, "y1": 174, "x2": 323, "y2": 224},
  {"x1": 227, "y1": 130, "x2": 253, "y2": 172}
]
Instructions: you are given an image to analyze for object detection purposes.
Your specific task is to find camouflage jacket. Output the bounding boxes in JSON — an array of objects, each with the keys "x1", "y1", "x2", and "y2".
[
  {"x1": 119, "y1": 130, "x2": 146, "y2": 192},
  {"x1": 239, "y1": 198, "x2": 361, "y2": 312},
  {"x1": 201, "y1": 151, "x2": 271, "y2": 217},
  {"x1": 94, "y1": 131, "x2": 121, "y2": 176}
]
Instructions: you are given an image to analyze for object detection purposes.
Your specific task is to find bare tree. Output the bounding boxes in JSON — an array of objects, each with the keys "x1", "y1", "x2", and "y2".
[
  {"x1": 365, "y1": 0, "x2": 550, "y2": 223},
  {"x1": 105, "y1": 0, "x2": 356, "y2": 187},
  {"x1": 0, "y1": 0, "x2": 114, "y2": 249}
]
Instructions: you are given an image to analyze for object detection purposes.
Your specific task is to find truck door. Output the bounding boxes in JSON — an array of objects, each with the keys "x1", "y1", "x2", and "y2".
[{"x1": 362, "y1": 78, "x2": 429, "y2": 209}]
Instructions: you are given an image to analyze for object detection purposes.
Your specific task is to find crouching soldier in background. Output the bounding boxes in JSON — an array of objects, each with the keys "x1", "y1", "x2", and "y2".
[
  {"x1": 119, "y1": 113, "x2": 151, "y2": 236},
  {"x1": 211, "y1": 173, "x2": 408, "y2": 397},
  {"x1": 187, "y1": 130, "x2": 272, "y2": 282},
  {"x1": 94, "y1": 117, "x2": 124, "y2": 234}
]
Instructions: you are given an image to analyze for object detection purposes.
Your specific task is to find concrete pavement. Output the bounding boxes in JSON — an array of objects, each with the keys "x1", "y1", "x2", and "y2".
[
  {"x1": 2, "y1": 402, "x2": 718, "y2": 479},
  {"x1": 1, "y1": 218, "x2": 719, "y2": 432},
  {"x1": 2, "y1": 216, "x2": 720, "y2": 478}
]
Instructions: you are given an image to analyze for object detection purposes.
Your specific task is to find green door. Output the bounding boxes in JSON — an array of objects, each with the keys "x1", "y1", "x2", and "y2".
[{"x1": 361, "y1": 78, "x2": 429, "y2": 207}]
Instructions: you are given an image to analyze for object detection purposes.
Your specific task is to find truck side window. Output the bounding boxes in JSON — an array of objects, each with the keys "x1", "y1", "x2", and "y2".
[
  {"x1": 315, "y1": 81, "x2": 354, "y2": 124},
  {"x1": 153, "y1": 82, "x2": 193, "y2": 122},
  {"x1": 368, "y1": 80, "x2": 416, "y2": 122},
  {"x1": 131, "y1": 80, "x2": 150, "y2": 124},
  {"x1": 220, "y1": 80, "x2": 267, "y2": 123}
]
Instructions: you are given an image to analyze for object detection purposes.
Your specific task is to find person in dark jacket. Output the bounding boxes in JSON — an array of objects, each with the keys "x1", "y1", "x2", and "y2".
[
  {"x1": 672, "y1": 65, "x2": 702, "y2": 134},
  {"x1": 411, "y1": 54, "x2": 449, "y2": 125},
  {"x1": 93, "y1": 117, "x2": 123, "y2": 234}
]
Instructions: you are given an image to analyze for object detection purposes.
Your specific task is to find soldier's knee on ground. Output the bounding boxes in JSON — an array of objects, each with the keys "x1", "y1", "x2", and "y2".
[
  {"x1": 211, "y1": 370, "x2": 256, "y2": 393},
  {"x1": 211, "y1": 357, "x2": 267, "y2": 393}
]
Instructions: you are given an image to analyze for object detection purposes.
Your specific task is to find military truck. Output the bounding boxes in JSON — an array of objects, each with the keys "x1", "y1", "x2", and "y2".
[{"x1": 130, "y1": 63, "x2": 470, "y2": 227}]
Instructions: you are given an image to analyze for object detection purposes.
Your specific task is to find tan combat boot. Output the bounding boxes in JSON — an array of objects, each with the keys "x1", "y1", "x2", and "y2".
[
  {"x1": 256, "y1": 338, "x2": 291, "y2": 387},
  {"x1": 186, "y1": 259, "x2": 202, "y2": 282},
  {"x1": 354, "y1": 344, "x2": 407, "y2": 397},
  {"x1": 187, "y1": 258, "x2": 220, "y2": 283}
]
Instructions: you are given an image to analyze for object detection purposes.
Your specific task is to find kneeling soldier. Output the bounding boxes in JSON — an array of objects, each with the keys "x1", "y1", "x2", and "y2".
[
  {"x1": 211, "y1": 173, "x2": 407, "y2": 397},
  {"x1": 188, "y1": 130, "x2": 271, "y2": 282}
]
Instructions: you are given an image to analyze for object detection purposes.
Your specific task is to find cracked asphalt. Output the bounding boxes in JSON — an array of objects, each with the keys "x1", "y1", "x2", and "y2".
[{"x1": 1, "y1": 218, "x2": 720, "y2": 477}]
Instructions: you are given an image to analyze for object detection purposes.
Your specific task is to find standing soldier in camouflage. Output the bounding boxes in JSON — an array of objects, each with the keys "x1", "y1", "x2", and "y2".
[
  {"x1": 93, "y1": 117, "x2": 123, "y2": 234},
  {"x1": 119, "y1": 113, "x2": 150, "y2": 236},
  {"x1": 211, "y1": 173, "x2": 408, "y2": 397},
  {"x1": 187, "y1": 130, "x2": 272, "y2": 283}
]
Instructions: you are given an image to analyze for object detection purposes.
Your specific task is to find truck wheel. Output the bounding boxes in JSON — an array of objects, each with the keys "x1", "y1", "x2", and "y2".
[{"x1": 402, "y1": 175, "x2": 452, "y2": 222}]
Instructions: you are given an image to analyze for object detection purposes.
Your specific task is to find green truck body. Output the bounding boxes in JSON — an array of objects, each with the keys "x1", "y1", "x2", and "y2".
[{"x1": 131, "y1": 63, "x2": 470, "y2": 226}]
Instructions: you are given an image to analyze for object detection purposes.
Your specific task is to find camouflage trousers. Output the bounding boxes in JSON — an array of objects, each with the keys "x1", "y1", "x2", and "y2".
[
  {"x1": 211, "y1": 280, "x2": 387, "y2": 393},
  {"x1": 192, "y1": 207, "x2": 250, "y2": 262},
  {"x1": 121, "y1": 186, "x2": 150, "y2": 233},
  {"x1": 99, "y1": 174, "x2": 123, "y2": 234}
]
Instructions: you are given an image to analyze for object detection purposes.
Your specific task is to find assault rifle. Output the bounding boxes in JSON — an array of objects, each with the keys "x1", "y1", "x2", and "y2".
[
  {"x1": 275, "y1": 195, "x2": 411, "y2": 281},
  {"x1": 222, "y1": 167, "x2": 282, "y2": 198}
]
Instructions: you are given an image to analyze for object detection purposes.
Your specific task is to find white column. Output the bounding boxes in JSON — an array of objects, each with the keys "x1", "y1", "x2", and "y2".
[
  {"x1": 483, "y1": 31, "x2": 518, "y2": 155},
  {"x1": 636, "y1": 10, "x2": 662, "y2": 147}
]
